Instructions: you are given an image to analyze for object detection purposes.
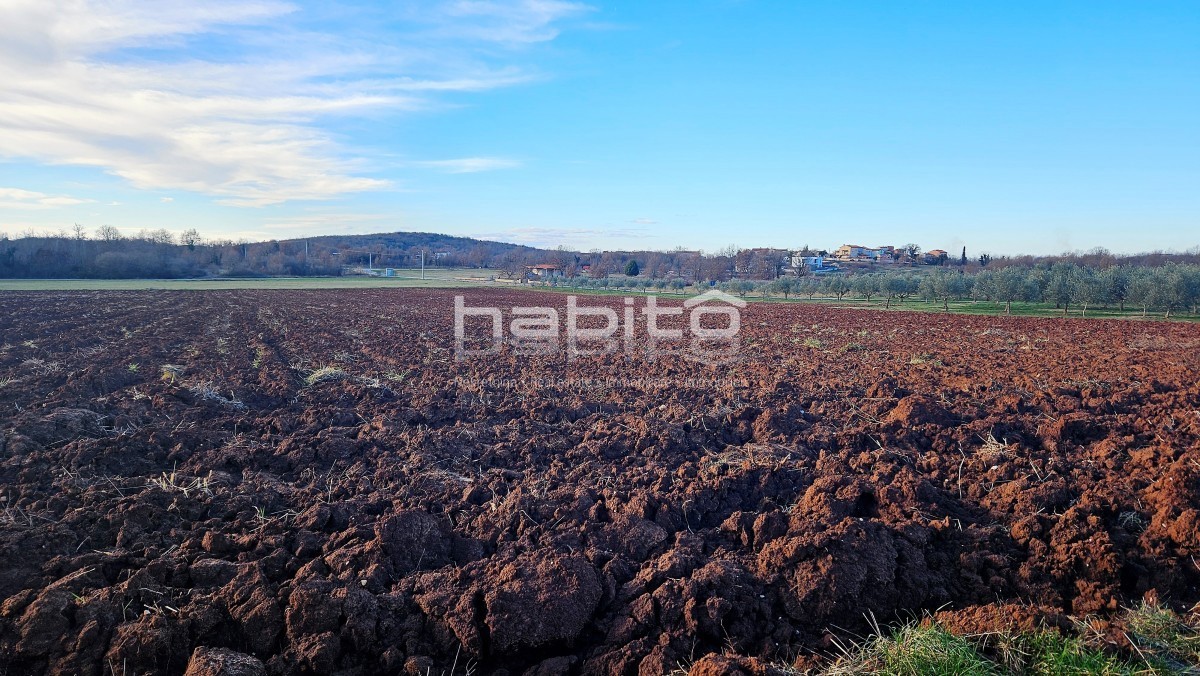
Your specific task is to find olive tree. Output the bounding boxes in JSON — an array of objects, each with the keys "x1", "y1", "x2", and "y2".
[
  {"x1": 920, "y1": 269, "x2": 964, "y2": 311},
  {"x1": 971, "y1": 269, "x2": 996, "y2": 303},
  {"x1": 765, "y1": 276, "x2": 796, "y2": 298},
  {"x1": 851, "y1": 274, "x2": 880, "y2": 303},
  {"x1": 1068, "y1": 266, "x2": 1106, "y2": 316},
  {"x1": 824, "y1": 275, "x2": 851, "y2": 300},
  {"x1": 882, "y1": 274, "x2": 915, "y2": 308},
  {"x1": 1044, "y1": 262, "x2": 1077, "y2": 315},
  {"x1": 1126, "y1": 268, "x2": 1157, "y2": 317},
  {"x1": 1181, "y1": 265, "x2": 1200, "y2": 315},
  {"x1": 992, "y1": 266, "x2": 1028, "y2": 315},
  {"x1": 1100, "y1": 265, "x2": 1132, "y2": 311}
]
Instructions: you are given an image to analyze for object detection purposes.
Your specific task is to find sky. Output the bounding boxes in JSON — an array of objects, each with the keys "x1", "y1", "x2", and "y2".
[{"x1": 1, "y1": 1, "x2": 1198, "y2": 256}]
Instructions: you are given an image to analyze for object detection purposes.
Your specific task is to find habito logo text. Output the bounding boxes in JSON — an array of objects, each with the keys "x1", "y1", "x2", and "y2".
[{"x1": 453, "y1": 290, "x2": 745, "y2": 365}]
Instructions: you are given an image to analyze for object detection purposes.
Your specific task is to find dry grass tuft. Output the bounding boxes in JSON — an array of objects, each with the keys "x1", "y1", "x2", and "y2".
[
  {"x1": 304, "y1": 366, "x2": 348, "y2": 387},
  {"x1": 187, "y1": 381, "x2": 247, "y2": 410},
  {"x1": 149, "y1": 470, "x2": 213, "y2": 498},
  {"x1": 160, "y1": 364, "x2": 185, "y2": 383}
]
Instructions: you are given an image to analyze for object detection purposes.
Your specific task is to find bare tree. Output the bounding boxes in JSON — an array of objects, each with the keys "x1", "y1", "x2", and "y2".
[
  {"x1": 137, "y1": 228, "x2": 175, "y2": 245},
  {"x1": 179, "y1": 228, "x2": 201, "y2": 250},
  {"x1": 96, "y1": 225, "x2": 122, "y2": 241}
]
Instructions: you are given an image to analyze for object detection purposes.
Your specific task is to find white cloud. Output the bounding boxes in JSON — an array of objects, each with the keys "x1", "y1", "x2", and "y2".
[
  {"x1": 160, "y1": 197, "x2": 174, "y2": 203},
  {"x1": 0, "y1": 1, "x2": 585, "y2": 207},
  {"x1": 0, "y1": 187, "x2": 93, "y2": 210},
  {"x1": 416, "y1": 157, "x2": 522, "y2": 173}
]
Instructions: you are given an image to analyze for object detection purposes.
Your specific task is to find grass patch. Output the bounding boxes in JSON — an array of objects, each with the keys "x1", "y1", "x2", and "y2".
[
  {"x1": 523, "y1": 285, "x2": 1200, "y2": 323},
  {"x1": 989, "y1": 631, "x2": 1143, "y2": 675},
  {"x1": 824, "y1": 611, "x2": 1200, "y2": 675},
  {"x1": 829, "y1": 623, "x2": 998, "y2": 675},
  {"x1": 839, "y1": 341, "x2": 867, "y2": 354},
  {"x1": 1126, "y1": 600, "x2": 1200, "y2": 669}
]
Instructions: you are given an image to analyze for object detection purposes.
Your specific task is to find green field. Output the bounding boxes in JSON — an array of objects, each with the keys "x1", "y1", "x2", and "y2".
[
  {"x1": 754, "y1": 295, "x2": 1200, "y2": 321},
  {"x1": 0, "y1": 268, "x2": 498, "y2": 291},
  {"x1": 520, "y1": 283, "x2": 1200, "y2": 322}
]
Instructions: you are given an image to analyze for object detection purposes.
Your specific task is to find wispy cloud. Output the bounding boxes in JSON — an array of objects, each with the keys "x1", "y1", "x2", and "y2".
[
  {"x1": 632, "y1": 217, "x2": 658, "y2": 224},
  {"x1": 236, "y1": 211, "x2": 398, "y2": 240},
  {"x1": 477, "y1": 226, "x2": 649, "y2": 248},
  {"x1": 0, "y1": 1, "x2": 585, "y2": 207},
  {"x1": 435, "y1": 1, "x2": 592, "y2": 44},
  {"x1": 416, "y1": 157, "x2": 522, "y2": 173},
  {"x1": 0, "y1": 187, "x2": 93, "y2": 210}
]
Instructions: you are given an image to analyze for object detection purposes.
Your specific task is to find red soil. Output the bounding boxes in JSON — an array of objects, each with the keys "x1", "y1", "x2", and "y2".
[{"x1": 0, "y1": 289, "x2": 1197, "y2": 674}]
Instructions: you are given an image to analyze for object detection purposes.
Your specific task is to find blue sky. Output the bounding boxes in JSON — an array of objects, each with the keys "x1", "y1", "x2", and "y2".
[{"x1": 1, "y1": 1, "x2": 1197, "y2": 255}]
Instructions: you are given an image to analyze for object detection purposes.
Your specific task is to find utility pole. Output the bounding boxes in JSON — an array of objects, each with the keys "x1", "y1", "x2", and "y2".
[{"x1": 420, "y1": 250, "x2": 425, "y2": 280}]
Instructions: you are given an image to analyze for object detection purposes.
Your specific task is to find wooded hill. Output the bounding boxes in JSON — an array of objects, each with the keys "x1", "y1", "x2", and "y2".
[{"x1": 0, "y1": 230, "x2": 544, "y2": 279}]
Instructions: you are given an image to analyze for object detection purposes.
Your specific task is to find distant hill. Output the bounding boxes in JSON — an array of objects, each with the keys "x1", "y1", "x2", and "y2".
[{"x1": 286, "y1": 231, "x2": 547, "y2": 269}]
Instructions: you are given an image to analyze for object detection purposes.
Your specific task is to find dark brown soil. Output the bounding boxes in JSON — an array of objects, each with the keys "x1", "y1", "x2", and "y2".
[{"x1": 1, "y1": 289, "x2": 1198, "y2": 675}]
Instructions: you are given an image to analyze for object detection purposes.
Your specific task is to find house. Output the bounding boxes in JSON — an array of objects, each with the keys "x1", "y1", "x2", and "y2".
[
  {"x1": 835, "y1": 244, "x2": 871, "y2": 260},
  {"x1": 924, "y1": 249, "x2": 949, "y2": 265},
  {"x1": 835, "y1": 244, "x2": 898, "y2": 262},
  {"x1": 790, "y1": 255, "x2": 826, "y2": 271},
  {"x1": 525, "y1": 264, "x2": 562, "y2": 278}
]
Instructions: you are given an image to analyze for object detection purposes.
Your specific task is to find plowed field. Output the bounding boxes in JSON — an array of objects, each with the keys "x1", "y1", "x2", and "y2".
[{"x1": 1, "y1": 289, "x2": 1198, "y2": 675}]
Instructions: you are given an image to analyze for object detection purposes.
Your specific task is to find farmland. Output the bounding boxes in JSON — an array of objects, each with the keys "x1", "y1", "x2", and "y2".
[{"x1": 1, "y1": 288, "x2": 1199, "y2": 674}]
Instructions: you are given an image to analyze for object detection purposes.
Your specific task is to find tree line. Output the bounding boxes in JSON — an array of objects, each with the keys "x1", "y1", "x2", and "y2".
[
  {"x1": 0, "y1": 230, "x2": 342, "y2": 278},
  {"x1": 539, "y1": 262, "x2": 1200, "y2": 318}
]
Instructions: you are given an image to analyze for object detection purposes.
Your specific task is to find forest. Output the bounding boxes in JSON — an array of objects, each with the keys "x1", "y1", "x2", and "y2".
[{"x1": 0, "y1": 228, "x2": 540, "y2": 278}]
